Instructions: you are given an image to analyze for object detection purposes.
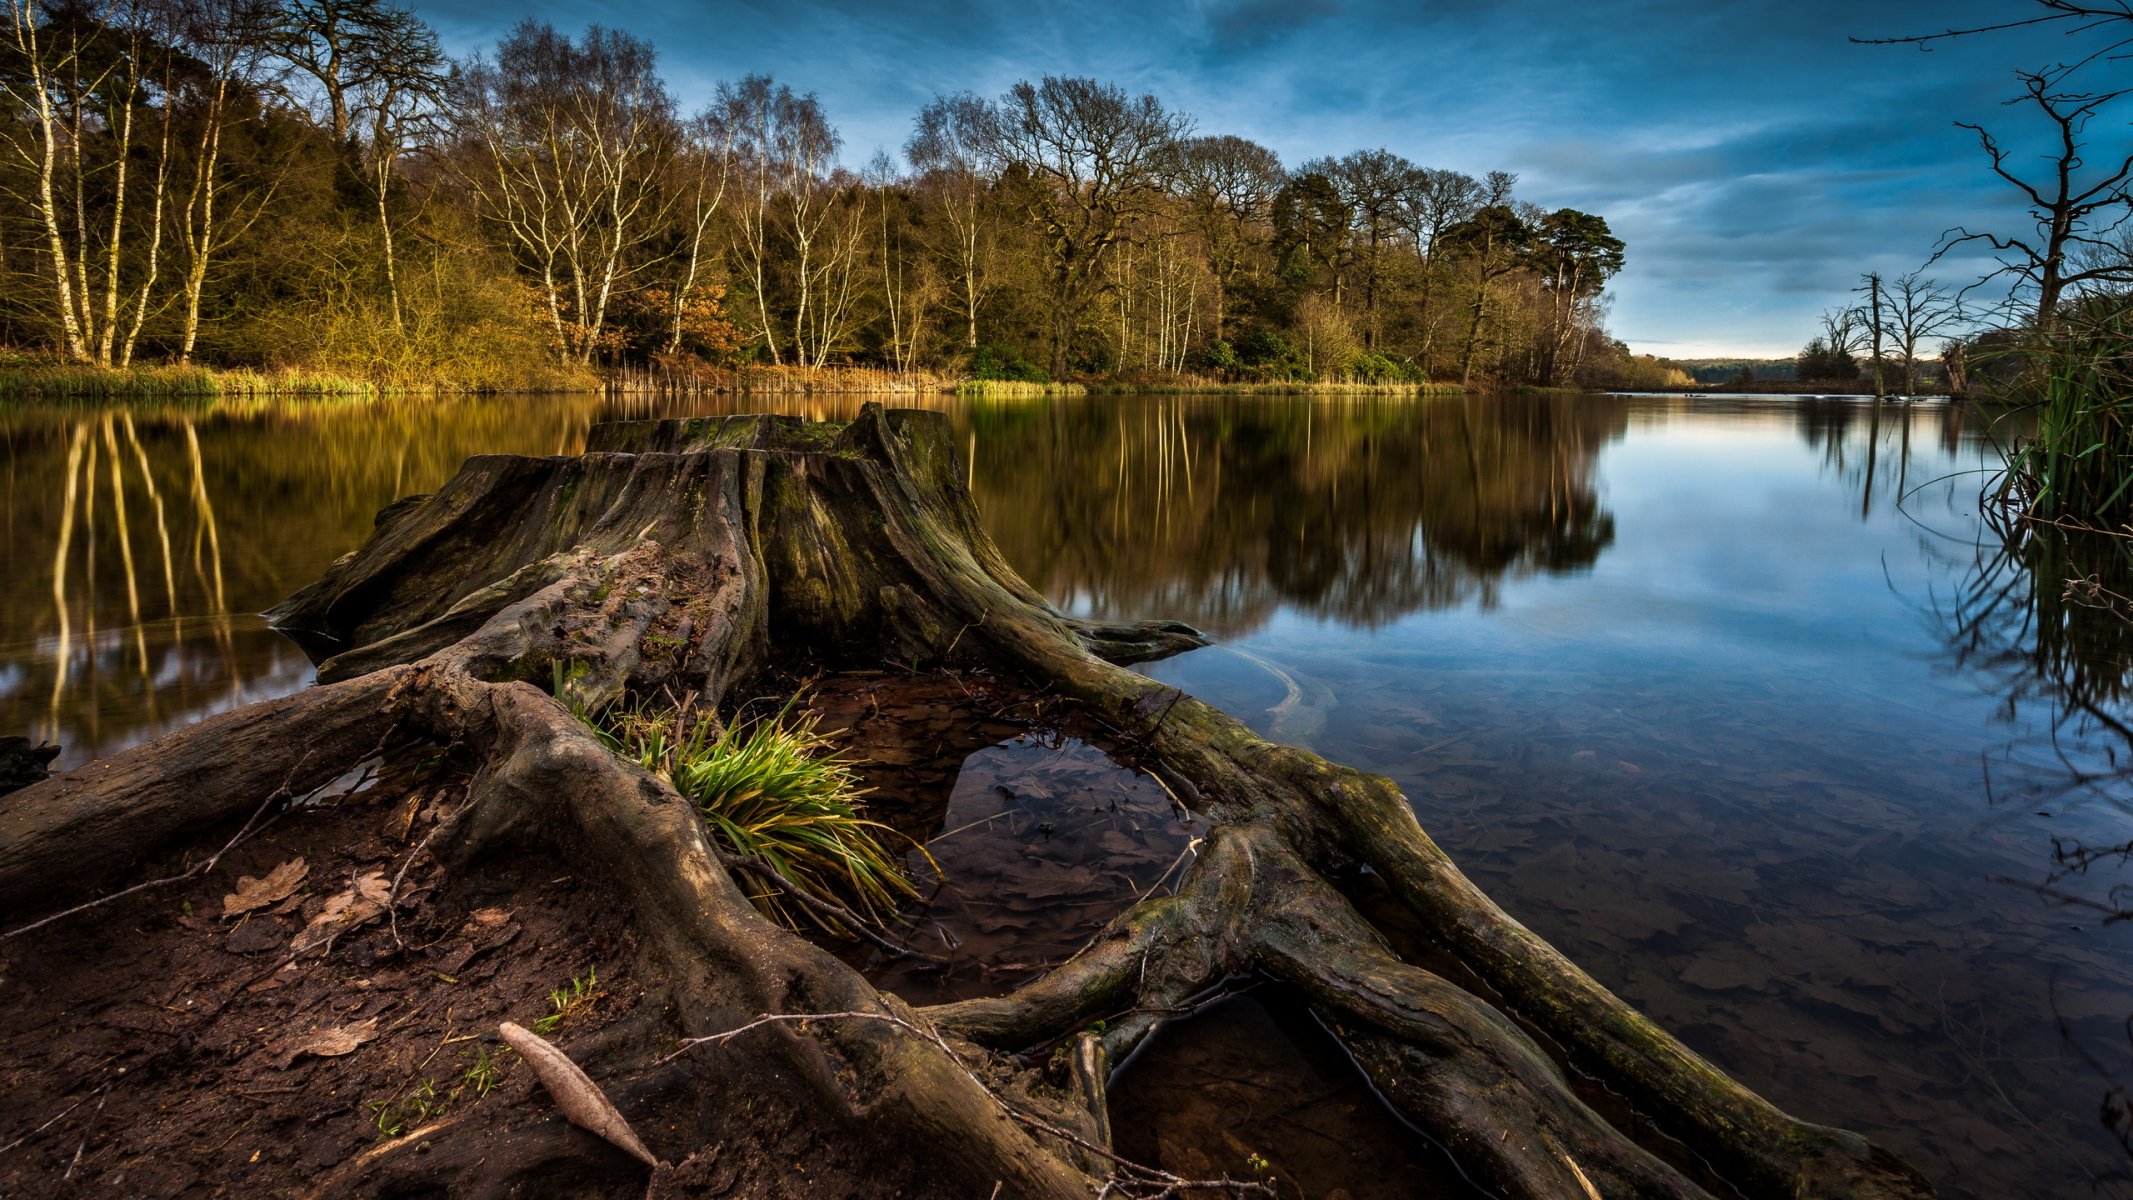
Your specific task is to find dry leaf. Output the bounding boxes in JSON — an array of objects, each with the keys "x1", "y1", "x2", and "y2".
[
  {"x1": 498, "y1": 1021, "x2": 657, "y2": 1166},
  {"x1": 270, "y1": 1017, "x2": 379, "y2": 1068},
  {"x1": 222, "y1": 858, "x2": 308, "y2": 918},
  {"x1": 291, "y1": 871, "x2": 391, "y2": 953}
]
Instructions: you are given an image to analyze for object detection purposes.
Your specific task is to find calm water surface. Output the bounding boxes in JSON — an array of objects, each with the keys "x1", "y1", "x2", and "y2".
[{"x1": 3, "y1": 391, "x2": 2128, "y2": 1199}]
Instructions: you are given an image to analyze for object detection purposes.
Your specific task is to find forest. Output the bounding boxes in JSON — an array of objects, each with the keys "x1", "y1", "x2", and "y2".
[{"x1": 0, "y1": 1, "x2": 1675, "y2": 391}]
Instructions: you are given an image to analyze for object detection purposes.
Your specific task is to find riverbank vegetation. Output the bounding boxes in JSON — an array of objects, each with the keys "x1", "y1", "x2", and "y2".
[{"x1": 0, "y1": 1, "x2": 1661, "y2": 395}]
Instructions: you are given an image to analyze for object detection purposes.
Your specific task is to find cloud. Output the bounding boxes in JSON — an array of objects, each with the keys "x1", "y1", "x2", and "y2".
[{"x1": 1201, "y1": 0, "x2": 1343, "y2": 56}]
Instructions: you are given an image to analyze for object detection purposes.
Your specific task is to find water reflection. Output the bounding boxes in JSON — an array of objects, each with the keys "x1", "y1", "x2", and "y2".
[
  {"x1": 975, "y1": 395, "x2": 1622, "y2": 634},
  {"x1": 1, "y1": 391, "x2": 1628, "y2": 762}
]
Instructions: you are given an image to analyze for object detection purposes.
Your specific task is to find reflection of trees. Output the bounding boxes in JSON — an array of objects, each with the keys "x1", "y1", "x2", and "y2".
[
  {"x1": 1941, "y1": 527, "x2": 2133, "y2": 809},
  {"x1": 0, "y1": 398, "x2": 612, "y2": 761},
  {"x1": 1, "y1": 390, "x2": 1622, "y2": 759},
  {"x1": 968, "y1": 394, "x2": 1626, "y2": 635},
  {"x1": 1793, "y1": 396, "x2": 1986, "y2": 520}
]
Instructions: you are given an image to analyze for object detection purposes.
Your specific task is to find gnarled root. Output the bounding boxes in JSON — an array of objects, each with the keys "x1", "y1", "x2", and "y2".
[{"x1": 0, "y1": 405, "x2": 1934, "y2": 1199}]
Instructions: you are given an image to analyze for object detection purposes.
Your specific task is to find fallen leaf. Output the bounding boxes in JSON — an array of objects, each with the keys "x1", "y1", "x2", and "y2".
[
  {"x1": 223, "y1": 859, "x2": 308, "y2": 918},
  {"x1": 499, "y1": 1021, "x2": 658, "y2": 1166},
  {"x1": 292, "y1": 871, "x2": 392, "y2": 953},
  {"x1": 270, "y1": 1017, "x2": 379, "y2": 1068}
]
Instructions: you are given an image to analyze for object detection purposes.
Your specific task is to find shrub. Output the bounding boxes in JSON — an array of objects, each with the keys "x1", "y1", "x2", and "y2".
[{"x1": 967, "y1": 342, "x2": 1051, "y2": 383}]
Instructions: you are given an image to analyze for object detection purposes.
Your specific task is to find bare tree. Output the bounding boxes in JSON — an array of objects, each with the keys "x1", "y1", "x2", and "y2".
[
  {"x1": 907, "y1": 92, "x2": 999, "y2": 352},
  {"x1": 1168, "y1": 133, "x2": 1281, "y2": 345},
  {"x1": 273, "y1": 0, "x2": 399, "y2": 147},
  {"x1": 866, "y1": 152, "x2": 937, "y2": 374},
  {"x1": 277, "y1": 0, "x2": 447, "y2": 331},
  {"x1": 0, "y1": 0, "x2": 186, "y2": 365},
  {"x1": 1396, "y1": 167, "x2": 1484, "y2": 366},
  {"x1": 457, "y1": 22, "x2": 678, "y2": 364},
  {"x1": 1855, "y1": 2, "x2": 2133, "y2": 88},
  {"x1": 661, "y1": 107, "x2": 730, "y2": 356},
  {"x1": 170, "y1": 0, "x2": 288, "y2": 364},
  {"x1": 710, "y1": 75, "x2": 848, "y2": 366},
  {"x1": 1933, "y1": 70, "x2": 2133, "y2": 330},
  {"x1": 958, "y1": 76, "x2": 1191, "y2": 378},
  {"x1": 1878, "y1": 272, "x2": 1965, "y2": 394}
]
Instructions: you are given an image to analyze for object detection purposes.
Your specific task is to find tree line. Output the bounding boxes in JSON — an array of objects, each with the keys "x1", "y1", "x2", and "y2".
[{"x1": 0, "y1": 2, "x2": 1653, "y2": 388}]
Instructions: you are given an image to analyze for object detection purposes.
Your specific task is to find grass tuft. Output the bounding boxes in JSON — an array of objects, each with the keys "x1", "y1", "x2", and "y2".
[
  {"x1": 583, "y1": 700, "x2": 922, "y2": 936},
  {"x1": 531, "y1": 966, "x2": 602, "y2": 1035}
]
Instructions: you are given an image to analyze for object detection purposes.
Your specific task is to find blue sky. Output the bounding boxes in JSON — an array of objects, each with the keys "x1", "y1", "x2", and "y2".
[{"x1": 409, "y1": 0, "x2": 2120, "y2": 357}]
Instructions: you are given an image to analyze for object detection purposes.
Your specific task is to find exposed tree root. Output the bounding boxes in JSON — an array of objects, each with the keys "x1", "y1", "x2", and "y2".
[{"x1": 0, "y1": 406, "x2": 1936, "y2": 1198}]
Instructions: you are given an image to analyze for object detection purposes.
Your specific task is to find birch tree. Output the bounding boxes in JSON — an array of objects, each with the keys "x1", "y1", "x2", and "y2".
[
  {"x1": 0, "y1": 0, "x2": 181, "y2": 365},
  {"x1": 908, "y1": 91, "x2": 1000, "y2": 352},
  {"x1": 457, "y1": 21, "x2": 677, "y2": 364},
  {"x1": 170, "y1": 0, "x2": 282, "y2": 364}
]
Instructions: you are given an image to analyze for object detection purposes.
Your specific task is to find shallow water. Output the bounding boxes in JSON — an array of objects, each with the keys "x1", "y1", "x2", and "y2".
[{"x1": 2, "y1": 390, "x2": 2128, "y2": 1198}]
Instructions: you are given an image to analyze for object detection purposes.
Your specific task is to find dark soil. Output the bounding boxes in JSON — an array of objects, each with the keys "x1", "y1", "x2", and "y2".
[{"x1": 0, "y1": 751, "x2": 646, "y2": 1199}]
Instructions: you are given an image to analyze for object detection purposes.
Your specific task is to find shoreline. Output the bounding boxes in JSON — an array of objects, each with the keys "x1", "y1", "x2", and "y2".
[{"x1": 0, "y1": 360, "x2": 1493, "y2": 403}]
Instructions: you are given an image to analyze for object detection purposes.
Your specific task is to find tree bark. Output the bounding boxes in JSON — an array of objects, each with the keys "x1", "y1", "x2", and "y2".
[{"x1": 0, "y1": 406, "x2": 1938, "y2": 1200}]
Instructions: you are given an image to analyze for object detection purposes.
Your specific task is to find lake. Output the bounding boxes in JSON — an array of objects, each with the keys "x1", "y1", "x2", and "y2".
[{"x1": 2, "y1": 390, "x2": 2126, "y2": 1199}]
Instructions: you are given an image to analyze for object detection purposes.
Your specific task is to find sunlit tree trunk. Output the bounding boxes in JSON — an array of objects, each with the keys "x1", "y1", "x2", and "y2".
[
  {"x1": 176, "y1": 73, "x2": 229, "y2": 366},
  {"x1": 4, "y1": 2, "x2": 91, "y2": 361}
]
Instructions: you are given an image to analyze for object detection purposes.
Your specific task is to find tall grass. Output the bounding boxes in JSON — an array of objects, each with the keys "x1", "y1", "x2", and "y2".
[
  {"x1": 585, "y1": 700, "x2": 921, "y2": 936},
  {"x1": 954, "y1": 379, "x2": 1088, "y2": 398},
  {"x1": 1991, "y1": 311, "x2": 2133, "y2": 528},
  {"x1": 0, "y1": 358, "x2": 597, "y2": 400},
  {"x1": 607, "y1": 362, "x2": 958, "y2": 396}
]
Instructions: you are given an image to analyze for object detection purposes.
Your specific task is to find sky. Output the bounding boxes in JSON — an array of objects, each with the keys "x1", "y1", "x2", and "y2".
[{"x1": 406, "y1": 0, "x2": 2123, "y2": 358}]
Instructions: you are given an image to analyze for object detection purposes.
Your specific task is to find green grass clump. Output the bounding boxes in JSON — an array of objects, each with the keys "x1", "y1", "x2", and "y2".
[
  {"x1": 1998, "y1": 316, "x2": 2133, "y2": 525},
  {"x1": 588, "y1": 702, "x2": 921, "y2": 936},
  {"x1": 531, "y1": 966, "x2": 602, "y2": 1035},
  {"x1": 2005, "y1": 328, "x2": 2124, "y2": 522}
]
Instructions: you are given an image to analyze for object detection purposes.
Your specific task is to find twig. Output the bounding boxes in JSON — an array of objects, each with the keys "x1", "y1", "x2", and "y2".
[
  {"x1": 659, "y1": 1009, "x2": 1271, "y2": 1197},
  {"x1": 61, "y1": 1091, "x2": 106, "y2": 1181},
  {"x1": 387, "y1": 821, "x2": 445, "y2": 952},
  {"x1": 1131, "y1": 838, "x2": 1203, "y2": 906},
  {"x1": 0, "y1": 1080, "x2": 113, "y2": 1157}
]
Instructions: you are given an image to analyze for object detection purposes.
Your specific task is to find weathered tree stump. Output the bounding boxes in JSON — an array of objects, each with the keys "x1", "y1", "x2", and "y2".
[{"x1": 0, "y1": 406, "x2": 1936, "y2": 1199}]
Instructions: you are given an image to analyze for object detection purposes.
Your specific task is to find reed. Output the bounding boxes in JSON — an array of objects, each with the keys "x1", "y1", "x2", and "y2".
[{"x1": 1991, "y1": 310, "x2": 2133, "y2": 528}]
